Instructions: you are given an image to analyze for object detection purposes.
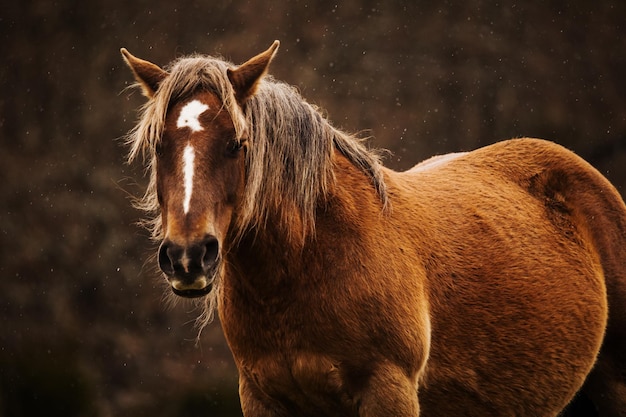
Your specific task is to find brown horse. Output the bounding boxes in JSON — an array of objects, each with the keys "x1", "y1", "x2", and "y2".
[{"x1": 121, "y1": 41, "x2": 626, "y2": 416}]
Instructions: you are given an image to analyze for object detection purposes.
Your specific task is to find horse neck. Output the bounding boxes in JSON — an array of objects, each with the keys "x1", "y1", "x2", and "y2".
[{"x1": 225, "y1": 151, "x2": 384, "y2": 300}]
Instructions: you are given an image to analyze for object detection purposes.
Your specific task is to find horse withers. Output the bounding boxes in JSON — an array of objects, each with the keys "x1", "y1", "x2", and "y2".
[{"x1": 121, "y1": 41, "x2": 626, "y2": 416}]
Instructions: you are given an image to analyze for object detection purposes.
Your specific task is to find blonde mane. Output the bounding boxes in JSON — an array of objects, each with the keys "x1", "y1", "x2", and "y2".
[{"x1": 126, "y1": 53, "x2": 388, "y2": 244}]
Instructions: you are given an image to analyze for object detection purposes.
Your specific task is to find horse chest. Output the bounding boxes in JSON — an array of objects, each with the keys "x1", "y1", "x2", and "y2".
[
  {"x1": 220, "y1": 294, "x2": 366, "y2": 414},
  {"x1": 242, "y1": 352, "x2": 357, "y2": 416}
]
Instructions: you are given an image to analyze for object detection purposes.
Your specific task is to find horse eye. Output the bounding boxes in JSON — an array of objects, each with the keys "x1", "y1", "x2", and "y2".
[{"x1": 226, "y1": 139, "x2": 243, "y2": 157}]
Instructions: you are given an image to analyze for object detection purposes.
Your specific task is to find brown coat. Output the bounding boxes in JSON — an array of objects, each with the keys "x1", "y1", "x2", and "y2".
[{"x1": 122, "y1": 42, "x2": 626, "y2": 416}]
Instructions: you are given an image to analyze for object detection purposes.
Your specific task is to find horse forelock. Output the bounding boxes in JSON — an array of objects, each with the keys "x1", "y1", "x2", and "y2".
[{"x1": 126, "y1": 53, "x2": 388, "y2": 244}]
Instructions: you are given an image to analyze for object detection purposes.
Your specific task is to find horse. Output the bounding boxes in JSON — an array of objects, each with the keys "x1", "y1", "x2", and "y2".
[{"x1": 121, "y1": 41, "x2": 626, "y2": 416}]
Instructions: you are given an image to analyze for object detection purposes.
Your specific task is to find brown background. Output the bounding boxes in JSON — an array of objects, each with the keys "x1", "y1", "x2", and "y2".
[{"x1": 1, "y1": 1, "x2": 624, "y2": 416}]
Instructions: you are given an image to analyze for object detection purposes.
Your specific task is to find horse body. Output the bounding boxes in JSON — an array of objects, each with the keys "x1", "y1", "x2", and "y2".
[
  {"x1": 221, "y1": 139, "x2": 618, "y2": 416},
  {"x1": 121, "y1": 42, "x2": 626, "y2": 416}
]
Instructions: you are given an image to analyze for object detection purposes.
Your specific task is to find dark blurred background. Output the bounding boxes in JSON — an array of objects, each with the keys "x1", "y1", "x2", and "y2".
[{"x1": 1, "y1": 1, "x2": 624, "y2": 416}]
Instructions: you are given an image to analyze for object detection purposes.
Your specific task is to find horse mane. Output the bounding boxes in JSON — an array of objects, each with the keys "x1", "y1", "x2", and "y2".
[{"x1": 126, "y1": 53, "x2": 388, "y2": 243}]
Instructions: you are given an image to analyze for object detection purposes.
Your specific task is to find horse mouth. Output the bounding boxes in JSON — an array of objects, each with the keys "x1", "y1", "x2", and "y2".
[
  {"x1": 168, "y1": 274, "x2": 215, "y2": 298},
  {"x1": 171, "y1": 284, "x2": 213, "y2": 298}
]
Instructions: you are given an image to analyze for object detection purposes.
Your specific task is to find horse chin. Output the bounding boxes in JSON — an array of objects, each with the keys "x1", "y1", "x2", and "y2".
[{"x1": 171, "y1": 284, "x2": 213, "y2": 299}]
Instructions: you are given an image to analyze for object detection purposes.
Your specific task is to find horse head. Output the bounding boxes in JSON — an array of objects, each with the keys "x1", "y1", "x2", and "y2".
[{"x1": 121, "y1": 41, "x2": 279, "y2": 298}]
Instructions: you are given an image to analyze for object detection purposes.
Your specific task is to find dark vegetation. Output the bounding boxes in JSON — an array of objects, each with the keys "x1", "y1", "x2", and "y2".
[{"x1": 1, "y1": 1, "x2": 624, "y2": 416}]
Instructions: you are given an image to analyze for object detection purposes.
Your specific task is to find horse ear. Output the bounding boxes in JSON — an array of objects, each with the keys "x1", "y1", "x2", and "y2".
[
  {"x1": 227, "y1": 40, "x2": 280, "y2": 103},
  {"x1": 120, "y1": 48, "x2": 168, "y2": 98}
]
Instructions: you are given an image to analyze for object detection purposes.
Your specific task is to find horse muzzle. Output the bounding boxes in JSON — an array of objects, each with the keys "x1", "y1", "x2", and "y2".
[{"x1": 158, "y1": 236, "x2": 220, "y2": 298}]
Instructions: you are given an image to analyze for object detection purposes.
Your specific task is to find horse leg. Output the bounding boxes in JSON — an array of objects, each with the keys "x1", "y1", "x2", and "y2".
[
  {"x1": 580, "y1": 268, "x2": 626, "y2": 416},
  {"x1": 582, "y1": 346, "x2": 626, "y2": 417},
  {"x1": 584, "y1": 238, "x2": 626, "y2": 416},
  {"x1": 239, "y1": 376, "x2": 284, "y2": 417},
  {"x1": 357, "y1": 361, "x2": 420, "y2": 417}
]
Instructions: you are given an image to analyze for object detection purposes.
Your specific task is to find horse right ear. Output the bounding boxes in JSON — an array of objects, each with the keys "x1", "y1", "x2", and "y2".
[
  {"x1": 120, "y1": 48, "x2": 168, "y2": 98},
  {"x1": 227, "y1": 40, "x2": 280, "y2": 103}
]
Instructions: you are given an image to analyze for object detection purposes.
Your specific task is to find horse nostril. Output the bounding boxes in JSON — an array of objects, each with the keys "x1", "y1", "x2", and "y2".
[
  {"x1": 158, "y1": 240, "x2": 177, "y2": 275},
  {"x1": 201, "y1": 236, "x2": 220, "y2": 273}
]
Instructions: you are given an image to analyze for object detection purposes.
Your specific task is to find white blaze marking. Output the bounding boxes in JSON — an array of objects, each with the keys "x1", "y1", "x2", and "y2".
[
  {"x1": 182, "y1": 144, "x2": 195, "y2": 214},
  {"x1": 177, "y1": 100, "x2": 209, "y2": 132}
]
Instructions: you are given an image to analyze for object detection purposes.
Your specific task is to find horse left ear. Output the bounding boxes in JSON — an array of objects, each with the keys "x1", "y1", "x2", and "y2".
[
  {"x1": 228, "y1": 40, "x2": 280, "y2": 103},
  {"x1": 120, "y1": 48, "x2": 168, "y2": 98}
]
